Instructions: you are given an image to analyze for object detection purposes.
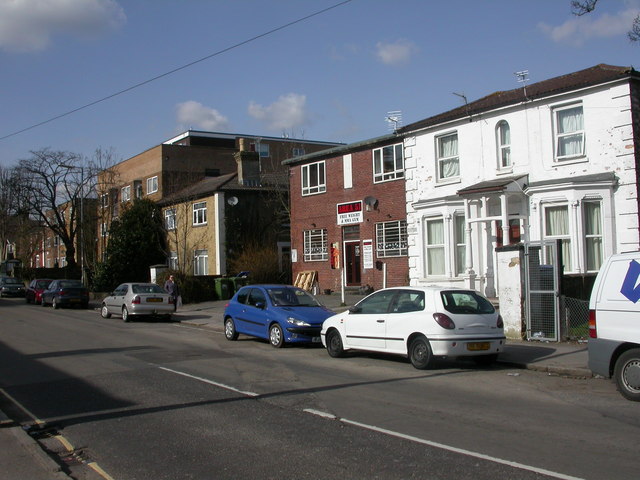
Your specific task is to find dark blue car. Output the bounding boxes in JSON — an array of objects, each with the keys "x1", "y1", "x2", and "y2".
[{"x1": 223, "y1": 284, "x2": 335, "y2": 348}]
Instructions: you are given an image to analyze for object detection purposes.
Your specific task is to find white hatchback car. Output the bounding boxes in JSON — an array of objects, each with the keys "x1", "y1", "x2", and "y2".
[{"x1": 321, "y1": 286, "x2": 505, "y2": 369}]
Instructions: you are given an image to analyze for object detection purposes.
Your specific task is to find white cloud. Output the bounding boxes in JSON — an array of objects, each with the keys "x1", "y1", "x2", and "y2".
[
  {"x1": 538, "y1": 7, "x2": 640, "y2": 46},
  {"x1": 248, "y1": 93, "x2": 309, "y2": 132},
  {"x1": 176, "y1": 101, "x2": 230, "y2": 131},
  {"x1": 375, "y1": 39, "x2": 417, "y2": 66},
  {"x1": 0, "y1": 0, "x2": 126, "y2": 53}
]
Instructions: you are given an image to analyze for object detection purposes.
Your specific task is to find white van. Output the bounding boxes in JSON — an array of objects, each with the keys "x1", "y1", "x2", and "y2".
[{"x1": 588, "y1": 251, "x2": 640, "y2": 401}]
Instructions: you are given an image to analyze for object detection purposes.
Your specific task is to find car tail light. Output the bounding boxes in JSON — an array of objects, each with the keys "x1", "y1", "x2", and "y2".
[
  {"x1": 497, "y1": 315, "x2": 504, "y2": 329},
  {"x1": 433, "y1": 312, "x2": 455, "y2": 329},
  {"x1": 132, "y1": 295, "x2": 141, "y2": 305},
  {"x1": 589, "y1": 309, "x2": 597, "y2": 338}
]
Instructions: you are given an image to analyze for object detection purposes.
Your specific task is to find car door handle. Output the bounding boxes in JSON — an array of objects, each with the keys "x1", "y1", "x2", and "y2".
[{"x1": 376, "y1": 319, "x2": 385, "y2": 323}]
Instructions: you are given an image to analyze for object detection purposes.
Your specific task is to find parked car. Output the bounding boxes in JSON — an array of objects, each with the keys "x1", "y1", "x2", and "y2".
[
  {"x1": 223, "y1": 284, "x2": 335, "y2": 347},
  {"x1": 25, "y1": 278, "x2": 54, "y2": 304},
  {"x1": 0, "y1": 276, "x2": 26, "y2": 297},
  {"x1": 321, "y1": 286, "x2": 505, "y2": 369},
  {"x1": 101, "y1": 282, "x2": 174, "y2": 322},
  {"x1": 41, "y1": 279, "x2": 89, "y2": 309},
  {"x1": 588, "y1": 251, "x2": 640, "y2": 401}
]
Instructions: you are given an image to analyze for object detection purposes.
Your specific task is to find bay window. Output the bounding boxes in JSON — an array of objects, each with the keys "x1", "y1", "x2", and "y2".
[{"x1": 425, "y1": 217, "x2": 445, "y2": 276}]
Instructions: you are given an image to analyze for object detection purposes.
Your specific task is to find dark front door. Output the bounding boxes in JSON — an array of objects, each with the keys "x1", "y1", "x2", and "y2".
[{"x1": 345, "y1": 241, "x2": 361, "y2": 286}]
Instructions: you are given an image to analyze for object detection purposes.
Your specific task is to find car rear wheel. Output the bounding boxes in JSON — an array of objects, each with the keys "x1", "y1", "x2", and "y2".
[
  {"x1": 52, "y1": 298, "x2": 60, "y2": 309},
  {"x1": 614, "y1": 348, "x2": 640, "y2": 401},
  {"x1": 269, "y1": 323, "x2": 284, "y2": 348},
  {"x1": 224, "y1": 317, "x2": 238, "y2": 341},
  {"x1": 41, "y1": 297, "x2": 47, "y2": 307},
  {"x1": 101, "y1": 304, "x2": 111, "y2": 319},
  {"x1": 409, "y1": 335, "x2": 433, "y2": 370},
  {"x1": 326, "y1": 330, "x2": 345, "y2": 358},
  {"x1": 122, "y1": 306, "x2": 130, "y2": 322}
]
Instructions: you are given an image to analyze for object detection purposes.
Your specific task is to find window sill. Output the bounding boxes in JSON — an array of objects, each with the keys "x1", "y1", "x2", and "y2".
[
  {"x1": 554, "y1": 155, "x2": 588, "y2": 166},
  {"x1": 302, "y1": 190, "x2": 327, "y2": 197},
  {"x1": 435, "y1": 177, "x2": 461, "y2": 187}
]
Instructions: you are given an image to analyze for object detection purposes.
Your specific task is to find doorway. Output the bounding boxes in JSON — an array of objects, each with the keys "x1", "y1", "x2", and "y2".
[{"x1": 345, "y1": 241, "x2": 361, "y2": 286}]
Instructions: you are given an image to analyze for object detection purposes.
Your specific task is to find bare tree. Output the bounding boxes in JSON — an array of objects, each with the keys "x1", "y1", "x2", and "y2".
[
  {"x1": 15, "y1": 147, "x2": 118, "y2": 272},
  {"x1": 572, "y1": 0, "x2": 640, "y2": 42}
]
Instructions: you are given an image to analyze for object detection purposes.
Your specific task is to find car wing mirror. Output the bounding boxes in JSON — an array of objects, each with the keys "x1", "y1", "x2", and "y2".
[
  {"x1": 348, "y1": 306, "x2": 361, "y2": 313},
  {"x1": 255, "y1": 302, "x2": 266, "y2": 310}
]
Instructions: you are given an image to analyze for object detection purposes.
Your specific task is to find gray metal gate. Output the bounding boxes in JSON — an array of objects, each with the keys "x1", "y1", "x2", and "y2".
[{"x1": 524, "y1": 241, "x2": 560, "y2": 341}]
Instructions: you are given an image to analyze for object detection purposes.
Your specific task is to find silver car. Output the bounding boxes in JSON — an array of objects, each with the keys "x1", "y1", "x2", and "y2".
[{"x1": 101, "y1": 282, "x2": 174, "y2": 322}]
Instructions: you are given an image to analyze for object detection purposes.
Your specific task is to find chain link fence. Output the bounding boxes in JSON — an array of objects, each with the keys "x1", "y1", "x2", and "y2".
[{"x1": 562, "y1": 296, "x2": 590, "y2": 341}]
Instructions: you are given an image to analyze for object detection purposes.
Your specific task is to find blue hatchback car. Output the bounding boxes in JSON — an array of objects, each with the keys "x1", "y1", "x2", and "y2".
[{"x1": 223, "y1": 285, "x2": 335, "y2": 347}]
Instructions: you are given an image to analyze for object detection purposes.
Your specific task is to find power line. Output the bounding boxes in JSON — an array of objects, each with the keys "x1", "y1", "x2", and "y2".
[{"x1": 0, "y1": 0, "x2": 353, "y2": 142}]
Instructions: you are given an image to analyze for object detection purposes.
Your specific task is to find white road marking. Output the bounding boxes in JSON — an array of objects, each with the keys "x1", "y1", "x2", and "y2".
[
  {"x1": 154, "y1": 371, "x2": 584, "y2": 480},
  {"x1": 156, "y1": 366, "x2": 259, "y2": 397}
]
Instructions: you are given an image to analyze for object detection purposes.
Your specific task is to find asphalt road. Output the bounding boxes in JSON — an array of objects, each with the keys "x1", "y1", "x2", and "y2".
[{"x1": 1, "y1": 297, "x2": 638, "y2": 480}]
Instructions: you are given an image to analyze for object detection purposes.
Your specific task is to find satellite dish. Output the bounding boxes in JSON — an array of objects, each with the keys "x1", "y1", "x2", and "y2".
[
  {"x1": 227, "y1": 196, "x2": 238, "y2": 206},
  {"x1": 363, "y1": 196, "x2": 378, "y2": 211}
]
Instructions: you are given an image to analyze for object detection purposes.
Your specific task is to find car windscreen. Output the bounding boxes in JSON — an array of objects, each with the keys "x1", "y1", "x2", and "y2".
[
  {"x1": 132, "y1": 284, "x2": 165, "y2": 294},
  {"x1": 36, "y1": 280, "x2": 52, "y2": 288},
  {"x1": 59, "y1": 281, "x2": 83, "y2": 288},
  {"x1": 440, "y1": 290, "x2": 495, "y2": 314},
  {"x1": 267, "y1": 287, "x2": 320, "y2": 307},
  {"x1": 4, "y1": 278, "x2": 22, "y2": 285}
]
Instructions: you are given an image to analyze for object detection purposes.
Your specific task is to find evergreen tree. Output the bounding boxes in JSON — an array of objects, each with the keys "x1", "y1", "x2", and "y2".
[{"x1": 93, "y1": 198, "x2": 166, "y2": 291}]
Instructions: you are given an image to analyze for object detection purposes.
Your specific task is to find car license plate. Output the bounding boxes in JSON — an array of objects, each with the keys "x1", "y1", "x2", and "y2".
[
  {"x1": 467, "y1": 342, "x2": 490, "y2": 351},
  {"x1": 70, "y1": 298, "x2": 81, "y2": 303},
  {"x1": 147, "y1": 298, "x2": 162, "y2": 303}
]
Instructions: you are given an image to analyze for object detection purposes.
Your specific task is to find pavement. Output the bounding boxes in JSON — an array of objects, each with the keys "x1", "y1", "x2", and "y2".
[{"x1": 0, "y1": 291, "x2": 592, "y2": 480}]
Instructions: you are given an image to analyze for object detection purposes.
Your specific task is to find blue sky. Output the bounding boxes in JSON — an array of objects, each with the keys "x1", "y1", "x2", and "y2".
[{"x1": 1, "y1": 0, "x2": 639, "y2": 167}]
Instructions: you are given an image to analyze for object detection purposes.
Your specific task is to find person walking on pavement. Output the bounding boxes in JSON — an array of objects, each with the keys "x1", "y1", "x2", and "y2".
[{"x1": 164, "y1": 274, "x2": 180, "y2": 311}]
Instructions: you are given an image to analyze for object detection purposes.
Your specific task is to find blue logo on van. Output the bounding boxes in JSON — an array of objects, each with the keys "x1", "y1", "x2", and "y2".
[{"x1": 620, "y1": 259, "x2": 640, "y2": 303}]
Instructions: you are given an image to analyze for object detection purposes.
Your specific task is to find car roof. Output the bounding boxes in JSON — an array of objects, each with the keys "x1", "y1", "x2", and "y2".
[{"x1": 374, "y1": 285, "x2": 477, "y2": 293}]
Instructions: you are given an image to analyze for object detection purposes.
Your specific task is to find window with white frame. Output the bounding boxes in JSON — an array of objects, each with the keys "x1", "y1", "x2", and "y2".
[
  {"x1": 146, "y1": 176, "x2": 158, "y2": 194},
  {"x1": 496, "y1": 121, "x2": 511, "y2": 169},
  {"x1": 303, "y1": 229, "x2": 328, "y2": 261},
  {"x1": 373, "y1": 143, "x2": 404, "y2": 183},
  {"x1": 101, "y1": 223, "x2": 108, "y2": 237},
  {"x1": 544, "y1": 205, "x2": 572, "y2": 271},
  {"x1": 425, "y1": 217, "x2": 445, "y2": 276},
  {"x1": 584, "y1": 201, "x2": 603, "y2": 271},
  {"x1": 194, "y1": 249, "x2": 208, "y2": 275},
  {"x1": 375, "y1": 220, "x2": 408, "y2": 257},
  {"x1": 454, "y1": 215, "x2": 466, "y2": 275},
  {"x1": 292, "y1": 147, "x2": 305, "y2": 157},
  {"x1": 192, "y1": 201, "x2": 207, "y2": 226},
  {"x1": 168, "y1": 251, "x2": 178, "y2": 270},
  {"x1": 100, "y1": 193, "x2": 108, "y2": 209},
  {"x1": 554, "y1": 104, "x2": 585, "y2": 160},
  {"x1": 302, "y1": 161, "x2": 326, "y2": 196},
  {"x1": 121, "y1": 185, "x2": 131, "y2": 202},
  {"x1": 165, "y1": 208, "x2": 176, "y2": 231},
  {"x1": 436, "y1": 132, "x2": 460, "y2": 181}
]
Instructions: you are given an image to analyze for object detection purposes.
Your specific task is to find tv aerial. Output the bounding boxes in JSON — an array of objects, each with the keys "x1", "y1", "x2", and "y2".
[{"x1": 385, "y1": 111, "x2": 402, "y2": 132}]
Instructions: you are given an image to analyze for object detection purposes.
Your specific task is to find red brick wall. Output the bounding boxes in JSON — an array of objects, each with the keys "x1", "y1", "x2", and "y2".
[{"x1": 290, "y1": 145, "x2": 409, "y2": 293}]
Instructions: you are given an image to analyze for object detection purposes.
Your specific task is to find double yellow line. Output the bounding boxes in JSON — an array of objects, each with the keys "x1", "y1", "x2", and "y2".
[{"x1": 0, "y1": 387, "x2": 115, "y2": 480}]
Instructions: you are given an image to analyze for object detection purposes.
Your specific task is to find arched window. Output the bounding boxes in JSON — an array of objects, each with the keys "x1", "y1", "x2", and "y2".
[{"x1": 496, "y1": 121, "x2": 511, "y2": 169}]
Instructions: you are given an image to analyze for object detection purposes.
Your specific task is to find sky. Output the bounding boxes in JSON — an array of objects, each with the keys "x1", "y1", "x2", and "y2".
[{"x1": 1, "y1": 0, "x2": 640, "y2": 167}]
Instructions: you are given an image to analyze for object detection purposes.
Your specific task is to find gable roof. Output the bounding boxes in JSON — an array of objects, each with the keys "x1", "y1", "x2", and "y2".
[
  {"x1": 157, "y1": 172, "x2": 283, "y2": 206},
  {"x1": 398, "y1": 64, "x2": 638, "y2": 134}
]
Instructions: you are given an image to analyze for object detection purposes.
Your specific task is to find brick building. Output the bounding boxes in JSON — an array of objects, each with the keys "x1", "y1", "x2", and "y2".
[
  {"x1": 97, "y1": 130, "x2": 342, "y2": 275},
  {"x1": 284, "y1": 134, "x2": 409, "y2": 293}
]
